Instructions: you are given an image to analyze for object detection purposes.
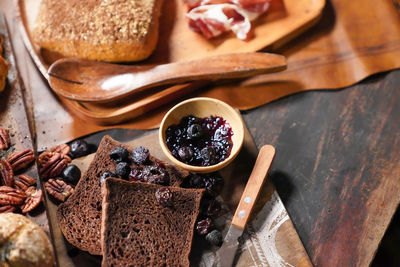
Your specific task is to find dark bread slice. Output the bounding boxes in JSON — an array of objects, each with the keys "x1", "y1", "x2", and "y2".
[
  {"x1": 57, "y1": 135, "x2": 190, "y2": 255},
  {"x1": 101, "y1": 178, "x2": 204, "y2": 267}
]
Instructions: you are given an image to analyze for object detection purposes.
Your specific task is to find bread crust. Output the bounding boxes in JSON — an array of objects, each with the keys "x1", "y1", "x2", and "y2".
[
  {"x1": 0, "y1": 213, "x2": 54, "y2": 267},
  {"x1": 57, "y1": 135, "x2": 190, "y2": 255},
  {"x1": 33, "y1": 0, "x2": 163, "y2": 62}
]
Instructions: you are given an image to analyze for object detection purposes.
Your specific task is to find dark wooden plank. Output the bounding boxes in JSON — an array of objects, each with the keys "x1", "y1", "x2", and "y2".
[
  {"x1": 243, "y1": 69, "x2": 400, "y2": 266},
  {"x1": 0, "y1": 12, "x2": 52, "y2": 243}
]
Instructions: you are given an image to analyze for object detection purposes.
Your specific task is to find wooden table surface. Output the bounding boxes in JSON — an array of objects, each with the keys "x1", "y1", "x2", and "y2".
[{"x1": 1, "y1": 1, "x2": 400, "y2": 267}]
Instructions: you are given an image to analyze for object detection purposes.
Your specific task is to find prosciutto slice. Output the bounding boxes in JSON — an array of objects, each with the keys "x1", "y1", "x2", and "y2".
[{"x1": 184, "y1": 0, "x2": 271, "y2": 40}]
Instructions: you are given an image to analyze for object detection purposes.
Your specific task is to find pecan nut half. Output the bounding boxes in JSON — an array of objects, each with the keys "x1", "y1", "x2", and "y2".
[
  {"x1": 18, "y1": 174, "x2": 37, "y2": 186},
  {"x1": 48, "y1": 144, "x2": 70, "y2": 158},
  {"x1": 40, "y1": 152, "x2": 71, "y2": 179},
  {"x1": 0, "y1": 186, "x2": 26, "y2": 206},
  {"x1": 0, "y1": 205, "x2": 16, "y2": 213},
  {"x1": 0, "y1": 160, "x2": 13, "y2": 187},
  {"x1": 45, "y1": 179, "x2": 74, "y2": 202},
  {"x1": 13, "y1": 180, "x2": 28, "y2": 191},
  {"x1": 21, "y1": 186, "x2": 43, "y2": 213},
  {"x1": 0, "y1": 128, "x2": 10, "y2": 150},
  {"x1": 7, "y1": 149, "x2": 35, "y2": 172}
]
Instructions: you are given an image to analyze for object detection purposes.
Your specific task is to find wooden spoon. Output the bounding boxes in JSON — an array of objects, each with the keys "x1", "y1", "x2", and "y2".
[{"x1": 48, "y1": 52, "x2": 286, "y2": 103}]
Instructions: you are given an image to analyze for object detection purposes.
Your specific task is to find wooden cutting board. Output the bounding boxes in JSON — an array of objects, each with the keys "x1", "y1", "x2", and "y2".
[
  {"x1": 47, "y1": 127, "x2": 312, "y2": 267},
  {"x1": 16, "y1": 0, "x2": 325, "y2": 125},
  {"x1": 0, "y1": 11, "x2": 53, "y2": 253}
]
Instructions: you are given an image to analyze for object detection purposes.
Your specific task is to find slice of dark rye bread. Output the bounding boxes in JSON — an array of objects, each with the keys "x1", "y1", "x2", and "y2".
[
  {"x1": 101, "y1": 178, "x2": 204, "y2": 267},
  {"x1": 57, "y1": 135, "x2": 190, "y2": 255}
]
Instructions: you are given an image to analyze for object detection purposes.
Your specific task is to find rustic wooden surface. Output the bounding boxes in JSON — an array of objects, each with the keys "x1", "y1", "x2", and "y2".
[
  {"x1": 1, "y1": 0, "x2": 399, "y2": 266},
  {"x1": 242, "y1": 70, "x2": 400, "y2": 266},
  {"x1": 50, "y1": 131, "x2": 312, "y2": 267},
  {"x1": 0, "y1": 12, "x2": 52, "y2": 253}
]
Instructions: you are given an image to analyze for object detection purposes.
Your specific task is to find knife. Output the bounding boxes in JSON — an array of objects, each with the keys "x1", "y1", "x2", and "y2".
[{"x1": 213, "y1": 145, "x2": 275, "y2": 267}]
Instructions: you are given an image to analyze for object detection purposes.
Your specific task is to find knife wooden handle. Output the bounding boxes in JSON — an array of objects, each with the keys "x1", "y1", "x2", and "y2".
[{"x1": 231, "y1": 145, "x2": 275, "y2": 230}]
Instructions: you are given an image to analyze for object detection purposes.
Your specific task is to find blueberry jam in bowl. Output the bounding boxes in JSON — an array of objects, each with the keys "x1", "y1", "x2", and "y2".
[{"x1": 159, "y1": 97, "x2": 244, "y2": 173}]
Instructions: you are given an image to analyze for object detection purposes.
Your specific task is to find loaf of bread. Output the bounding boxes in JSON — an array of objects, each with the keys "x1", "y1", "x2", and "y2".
[
  {"x1": 101, "y1": 178, "x2": 204, "y2": 267},
  {"x1": 57, "y1": 135, "x2": 190, "y2": 255},
  {"x1": 33, "y1": 0, "x2": 163, "y2": 62},
  {"x1": 0, "y1": 213, "x2": 54, "y2": 267},
  {"x1": 0, "y1": 36, "x2": 8, "y2": 92}
]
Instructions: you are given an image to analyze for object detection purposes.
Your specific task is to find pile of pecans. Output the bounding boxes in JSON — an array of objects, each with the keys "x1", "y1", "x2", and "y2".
[
  {"x1": 39, "y1": 143, "x2": 77, "y2": 203},
  {"x1": 0, "y1": 127, "x2": 42, "y2": 214}
]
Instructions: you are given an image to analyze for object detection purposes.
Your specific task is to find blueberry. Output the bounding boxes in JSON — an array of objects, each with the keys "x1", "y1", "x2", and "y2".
[
  {"x1": 155, "y1": 187, "x2": 173, "y2": 207},
  {"x1": 129, "y1": 168, "x2": 144, "y2": 182},
  {"x1": 187, "y1": 124, "x2": 203, "y2": 139},
  {"x1": 110, "y1": 147, "x2": 129, "y2": 163},
  {"x1": 115, "y1": 162, "x2": 131, "y2": 179},
  {"x1": 142, "y1": 165, "x2": 169, "y2": 185},
  {"x1": 204, "y1": 174, "x2": 224, "y2": 197},
  {"x1": 205, "y1": 199, "x2": 222, "y2": 217},
  {"x1": 200, "y1": 146, "x2": 216, "y2": 165},
  {"x1": 100, "y1": 171, "x2": 117, "y2": 183},
  {"x1": 187, "y1": 174, "x2": 205, "y2": 188},
  {"x1": 205, "y1": 230, "x2": 222, "y2": 246},
  {"x1": 196, "y1": 217, "x2": 213, "y2": 235},
  {"x1": 62, "y1": 165, "x2": 81, "y2": 184},
  {"x1": 132, "y1": 146, "x2": 149, "y2": 165},
  {"x1": 178, "y1": 146, "x2": 194, "y2": 162},
  {"x1": 69, "y1": 140, "x2": 89, "y2": 158}
]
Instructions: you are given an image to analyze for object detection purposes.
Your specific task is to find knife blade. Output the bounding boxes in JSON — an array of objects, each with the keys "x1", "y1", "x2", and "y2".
[{"x1": 213, "y1": 145, "x2": 275, "y2": 267}]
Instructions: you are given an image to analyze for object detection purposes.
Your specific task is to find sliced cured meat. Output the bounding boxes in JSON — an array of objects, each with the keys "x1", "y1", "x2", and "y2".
[{"x1": 184, "y1": 0, "x2": 271, "y2": 40}]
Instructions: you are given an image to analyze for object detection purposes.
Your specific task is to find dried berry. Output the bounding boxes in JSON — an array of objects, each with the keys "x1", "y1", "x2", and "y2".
[
  {"x1": 129, "y1": 168, "x2": 144, "y2": 182},
  {"x1": 100, "y1": 171, "x2": 117, "y2": 184},
  {"x1": 165, "y1": 115, "x2": 233, "y2": 166},
  {"x1": 196, "y1": 218, "x2": 213, "y2": 235},
  {"x1": 186, "y1": 174, "x2": 205, "y2": 188},
  {"x1": 142, "y1": 165, "x2": 169, "y2": 185},
  {"x1": 205, "y1": 199, "x2": 222, "y2": 217},
  {"x1": 62, "y1": 165, "x2": 81, "y2": 184},
  {"x1": 187, "y1": 124, "x2": 203, "y2": 139},
  {"x1": 115, "y1": 162, "x2": 130, "y2": 179},
  {"x1": 131, "y1": 146, "x2": 149, "y2": 165},
  {"x1": 205, "y1": 230, "x2": 223, "y2": 246},
  {"x1": 178, "y1": 146, "x2": 194, "y2": 162},
  {"x1": 110, "y1": 147, "x2": 130, "y2": 163},
  {"x1": 155, "y1": 187, "x2": 173, "y2": 207},
  {"x1": 200, "y1": 146, "x2": 216, "y2": 164},
  {"x1": 204, "y1": 174, "x2": 224, "y2": 197},
  {"x1": 69, "y1": 140, "x2": 89, "y2": 158}
]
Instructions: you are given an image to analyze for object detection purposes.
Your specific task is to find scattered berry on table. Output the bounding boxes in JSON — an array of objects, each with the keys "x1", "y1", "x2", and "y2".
[{"x1": 62, "y1": 165, "x2": 81, "y2": 184}]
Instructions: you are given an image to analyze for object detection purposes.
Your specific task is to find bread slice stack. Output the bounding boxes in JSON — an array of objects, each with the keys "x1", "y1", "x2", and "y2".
[
  {"x1": 101, "y1": 178, "x2": 204, "y2": 266},
  {"x1": 57, "y1": 136, "x2": 203, "y2": 266},
  {"x1": 33, "y1": 0, "x2": 163, "y2": 62}
]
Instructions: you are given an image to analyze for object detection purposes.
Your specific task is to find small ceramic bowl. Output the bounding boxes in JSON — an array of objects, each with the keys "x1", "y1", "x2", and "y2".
[{"x1": 159, "y1": 97, "x2": 244, "y2": 173}]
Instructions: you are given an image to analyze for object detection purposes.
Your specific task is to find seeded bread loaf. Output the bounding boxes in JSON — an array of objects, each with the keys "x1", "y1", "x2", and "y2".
[
  {"x1": 57, "y1": 135, "x2": 190, "y2": 255},
  {"x1": 101, "y1": 178, "x2": 204, "y2": 267},
  {"x1": 33, "y1": 0, "x2": 163, "y2": 62}
]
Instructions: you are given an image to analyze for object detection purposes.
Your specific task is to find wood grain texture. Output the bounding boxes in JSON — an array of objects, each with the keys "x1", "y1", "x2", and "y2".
[
  {"x1": 243, "y1": 70, "x2": 400, "y2": 266},
  {"x1": 47, "y1": 130, "x2": 311, "y2": 267},
  {"x1": 47, "y1": 53, "x2": 286, "y2": 103},
  {"x1": 0, "y1": 11, "x2": 53, "y2": 257},
  {"x1": 232, "y1": 145, "x2": 275, "y2": 230}
]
